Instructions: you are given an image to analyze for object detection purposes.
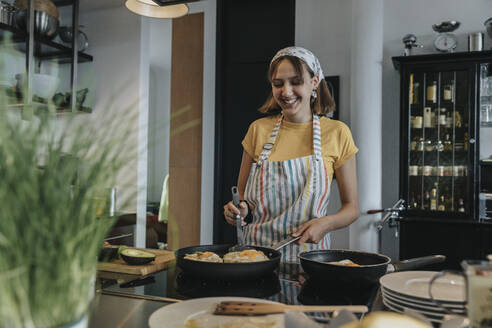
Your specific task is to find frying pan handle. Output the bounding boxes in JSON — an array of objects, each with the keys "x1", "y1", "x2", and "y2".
[
  {"x1": 390, "y1": 255, "x2": 446, "y2": 272},
  {"x1": 367, "y1": 209, "x2": 385, "y2": 214}
]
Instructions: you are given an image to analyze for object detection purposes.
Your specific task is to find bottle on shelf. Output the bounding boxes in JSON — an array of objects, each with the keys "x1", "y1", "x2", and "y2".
[
  {"x1": 443, "y1": 134, "x2": 453, "y2": 152},
  {"x1": 409, "y1": 192, "x2": 416, "y2": 209},
  {"x1": 439, "y1": 108, "x2": 447, "y2": 126},
  {"x1": 424, "y1": 107, "x2": 433, "y2": 128},
  {"x1": 455, "y1": 111, "x2": 462, "y2": 128},
  {"x1": 445, "y1": 111, "x2": 453, "y2": 128},
  {"x1": 438, "y1": 195, "x2": 446, "y2": 211},
  {"x1": 430, "y1": 186, "x2": 438, "y2": 210},
  {"x1": 436, "y1": 139, "x2": 444, "y2": 152},
  {"x1": 424, "y1": 191, "x2": 431, "y2": 210},
  {"x1": 443, "y1": 83, "x2": 454, "y2": 102},
  {"x1": 458, "y1": 198, "x2": 465, "y2": 213},
  {"x1": 416, "y1": 193, "x2": 421, "y2": 209},
  {"x1": 464, "y1": 132, "x2": 468, "y2": 151},
  {"x1": 427, "y1": 81, "x2": 437, "y2": 103}
]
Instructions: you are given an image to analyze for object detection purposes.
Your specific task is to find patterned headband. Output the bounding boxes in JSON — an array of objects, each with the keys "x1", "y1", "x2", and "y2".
[{"x1": 270, "y1": 46, "x2": 324, "y2": 81}]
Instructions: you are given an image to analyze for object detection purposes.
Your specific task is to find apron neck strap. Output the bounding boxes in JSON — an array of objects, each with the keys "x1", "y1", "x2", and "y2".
[{"x1": 257, "y1": 114, "x2": 322, "y2": 166}]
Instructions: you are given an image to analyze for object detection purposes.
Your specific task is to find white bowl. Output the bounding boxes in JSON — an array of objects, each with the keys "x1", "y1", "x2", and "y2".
[{"x1": 16, "y1": 73, "x2": 60, "y2": 100}]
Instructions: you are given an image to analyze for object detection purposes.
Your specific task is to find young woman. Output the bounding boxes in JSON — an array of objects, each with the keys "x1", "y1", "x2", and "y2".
[{"x1": 223, "y1": 47, "x2": 359, "y2": 263}]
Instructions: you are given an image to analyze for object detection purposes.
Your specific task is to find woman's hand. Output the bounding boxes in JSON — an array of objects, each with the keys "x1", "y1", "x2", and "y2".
[
  {"x1": 292, "y1": 217, "x2": 330, "y2": 244},
  {"x1": 223, "y1": 201, "x2": 249, "y2": 226}
]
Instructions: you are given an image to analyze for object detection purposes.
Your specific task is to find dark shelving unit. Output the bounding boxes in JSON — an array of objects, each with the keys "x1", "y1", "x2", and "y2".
[
  {"x1": 0, "y1": 22, "x2": 93, "y2": 63},
  {"x1": 1, "y1": 0, "x2": 91, "y2": 113}
]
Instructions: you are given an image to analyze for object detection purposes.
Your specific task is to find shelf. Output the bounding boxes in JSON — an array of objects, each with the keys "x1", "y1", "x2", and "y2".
[
  {"x1": 7, "y1": 98, "x2": 91, "y2": 115},
  {"x1": 481, "y1": 122, "x2": 492, "y2": 127},
  {"x1": 0, "y1": 23, "x2": 93, "y2": 63}
]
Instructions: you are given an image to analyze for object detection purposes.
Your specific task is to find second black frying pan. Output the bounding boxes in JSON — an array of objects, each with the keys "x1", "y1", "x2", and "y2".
[
  {"x1": 175, "y1": 244, "x2": 281, "y2": 281},
  {"x1": 299, "y1": 249, "x2": 445, "y2": 286}
]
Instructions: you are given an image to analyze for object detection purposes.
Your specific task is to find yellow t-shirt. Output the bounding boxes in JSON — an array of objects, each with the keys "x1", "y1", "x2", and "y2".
[{"x1": 241, "y1": 115, "x2": 358, "y2": 181}]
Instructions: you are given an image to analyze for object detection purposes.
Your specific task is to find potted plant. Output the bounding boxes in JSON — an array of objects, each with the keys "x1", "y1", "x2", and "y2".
[{"x1": 0, "y1": 59, "x2": 137, "y2": 327}]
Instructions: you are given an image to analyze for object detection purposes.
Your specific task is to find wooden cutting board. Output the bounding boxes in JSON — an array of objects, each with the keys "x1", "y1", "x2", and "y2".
[{"x1": 97, "y1": 249, "x2": 175, "y2": 276}]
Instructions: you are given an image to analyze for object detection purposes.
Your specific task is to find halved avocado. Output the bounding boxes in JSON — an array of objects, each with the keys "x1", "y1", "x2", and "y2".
[{"x1": 120, "y1": 248, "x2": 156, "y2": 265}]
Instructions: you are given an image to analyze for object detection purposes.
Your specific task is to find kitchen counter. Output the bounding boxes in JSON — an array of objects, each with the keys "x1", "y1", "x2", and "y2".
[
  {"x1": 91, "y1": 262, "x2": 385, "y2": 327},
  {"x1": 89, "y1": 293, "x2": 174, "y2": 328}
]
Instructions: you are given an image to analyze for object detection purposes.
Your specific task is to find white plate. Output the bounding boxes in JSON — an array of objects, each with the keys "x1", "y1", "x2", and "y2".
[
  {"x1": 382, "y1": 290, "x2": 466, "y2": 315},
  {"x1": 148, "y1": 297, "x2": 284, "y2": 328},
  {"x1": 382, "y1": 297, "x2": 444, "y2": 324},
  {"x1": 380, "y1": 271, "x2": 465, "y2": 303},
  {"x1": 382, "y1": 287, "x2": 466, "y2": 309}
]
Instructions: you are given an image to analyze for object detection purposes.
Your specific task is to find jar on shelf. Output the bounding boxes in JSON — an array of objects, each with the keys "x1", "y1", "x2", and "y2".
[
  {"x1": 409, "y1": 165, "x2": 419, "y2": 176},
  {"x1": 424, "y1": 139, "x2": 434, "y2": 151},
  {"x1": 437, "y1": 165, "x2": 445, "y2": 176},
  {"x1": 423, "y1": 165, "x2": 434, "y2": 176},
  {"x1": 412, "y1": 115, "x2": 423, "y2": 128},
  {"x1": 427, "y1": 81, "x2": 437, "y2": 103},
  {"x1": 424, "y1": 107, "x2": 433, "y2": 127},
  {"x1": 444, "y1": 166, "x2": 453, "y2": 176},
  {"x1": 439, "y1": 108, "x2": 447, "y2": 125},
  {"x1": 443, "y1": 84, "x2": 454, "y2": 101}
]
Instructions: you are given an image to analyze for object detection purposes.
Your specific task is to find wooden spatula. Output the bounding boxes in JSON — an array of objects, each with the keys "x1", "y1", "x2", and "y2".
[{"x1": 214, "y1": 301, "x2": 368, "y2": 315}]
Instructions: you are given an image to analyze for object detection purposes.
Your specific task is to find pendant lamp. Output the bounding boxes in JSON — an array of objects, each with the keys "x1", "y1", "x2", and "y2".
[{"x1": 125, "y1": 0, "x2": 189, "y2": 18}]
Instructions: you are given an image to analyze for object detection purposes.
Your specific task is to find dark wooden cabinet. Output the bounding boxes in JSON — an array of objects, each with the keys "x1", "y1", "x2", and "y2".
[{"x1": 393, "y1": 51, "x2": 492, "y2": 269}]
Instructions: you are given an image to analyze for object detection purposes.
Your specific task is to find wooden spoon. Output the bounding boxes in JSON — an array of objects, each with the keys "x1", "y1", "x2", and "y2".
[{"x1": 214, "y1": 301, "x2": 368, "y2": 315}]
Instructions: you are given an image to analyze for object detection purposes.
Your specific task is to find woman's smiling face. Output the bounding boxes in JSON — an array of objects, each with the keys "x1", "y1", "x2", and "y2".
[{"x1": 271, "y1": 58, "x2": 318, "y2": 122}]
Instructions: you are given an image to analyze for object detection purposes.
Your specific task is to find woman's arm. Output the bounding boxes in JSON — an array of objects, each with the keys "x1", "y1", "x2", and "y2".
[
  {"x1": 223, "y1": 151, "x2": 254, "y2": 225},
  {"x1": 293, "y1": 156, "x2": 359, "y2": 244}
]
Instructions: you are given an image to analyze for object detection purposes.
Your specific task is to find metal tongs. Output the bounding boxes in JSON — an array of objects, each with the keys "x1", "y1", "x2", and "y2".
[{"x1": 228, "y1": 186, "x2": 249, "y2": 252}]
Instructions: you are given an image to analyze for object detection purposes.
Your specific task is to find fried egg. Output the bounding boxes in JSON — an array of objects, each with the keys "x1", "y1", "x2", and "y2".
[
  {"x1": 326, "y1": 259, "x2": 360, "y2": 267},
  {"x1": 223, "y1": 249, "x2": 269, "y2": 263},
  {"x1": 184, "y1": 251, "x2": 223, "y2": 263}
]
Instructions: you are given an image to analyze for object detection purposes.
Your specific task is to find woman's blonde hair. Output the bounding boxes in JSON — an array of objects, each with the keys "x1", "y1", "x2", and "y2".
[{"x1": 259, "y1": 56, "x2": 336, "y2": 116}]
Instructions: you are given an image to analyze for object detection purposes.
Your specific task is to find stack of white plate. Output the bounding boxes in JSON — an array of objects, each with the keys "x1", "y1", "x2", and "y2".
[{"x1": 379, "y1": 271, "x2": 466, "y2": 324}]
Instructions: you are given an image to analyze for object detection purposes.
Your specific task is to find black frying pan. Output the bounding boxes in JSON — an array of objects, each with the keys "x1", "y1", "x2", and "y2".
[
  {"x1": 299, "y1": 249, "x2": 445, "y2": 286},
  {"x1": 175, "y1": 244, "x2": 281, "y2": 281}
]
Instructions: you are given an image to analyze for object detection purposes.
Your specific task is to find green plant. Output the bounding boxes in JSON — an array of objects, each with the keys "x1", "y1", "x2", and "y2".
[{"x1": 0, "y1": 55, "x2": 137, "y2": 327}]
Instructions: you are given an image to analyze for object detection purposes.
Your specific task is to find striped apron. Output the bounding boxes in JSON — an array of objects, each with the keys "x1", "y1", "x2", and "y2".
[{"x1": 244, "y1": 114, "x2": 332, "y2": 263}]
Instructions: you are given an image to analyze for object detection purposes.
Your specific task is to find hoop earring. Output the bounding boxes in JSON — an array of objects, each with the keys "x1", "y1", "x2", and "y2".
[{"x1": 311, "y1": 90, "x2": 317, "y2": 99}]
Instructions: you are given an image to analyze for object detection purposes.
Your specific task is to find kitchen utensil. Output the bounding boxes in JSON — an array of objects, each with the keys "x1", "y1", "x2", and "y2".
[
  {"x1": 214, "y1": 301, "x2": 368, "y2": 315},
  {"x1": 58, "y1": 26, "x2": 89, "y2": 52},
  {"x1": 14, "y1": 9, "x2": 58, "y2": 39},
  {"x1": 468, "y1": 32, "x2": 484, "y2": 51},
  {"x1": 176, "y1": 235, "x2": 300, "y2": 280},
  {"x1": 0, "y1": 1, "x2": 15, "y2": 25},
  {"x1": 176, "y1": 244, "x2": 281, "y2": 280},
  {"x1": 484, "y1": 18, "x2": 492, "y2": 39},
  {"x1": 299, "y1": 249, "x2": 445, "y2": 286},
  {"x1": 432, "y1": 21, "x2": 460, "y2": 33},
  {"x1": 13, "y1": 0, "x2": 59, "y2": 18},
  {"x1": 229, "y1": 186, "x2": 248, "y2": 252}
]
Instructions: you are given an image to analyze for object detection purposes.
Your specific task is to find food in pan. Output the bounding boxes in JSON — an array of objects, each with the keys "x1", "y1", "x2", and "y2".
[
  {"x1": 326, "y1": 259, "x2": 360, "y2": 267},
  {"x1": 223, "y1": 249, "x2": 269, "y2": 263},
  {"x1": 184, "y1": 251, "x2": 223, "y2": 263}
]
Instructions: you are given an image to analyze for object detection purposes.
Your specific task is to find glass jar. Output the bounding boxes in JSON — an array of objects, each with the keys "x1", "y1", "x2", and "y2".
[
  {"x1": 443, "y1": 84, "x2": 453, "y2": 101},
  {"x1": 424, "y1": 139, "x2": 434, "y2": 151},
  {"x1": 427, "y1": 81, "x2": 437, "y2": 103}
]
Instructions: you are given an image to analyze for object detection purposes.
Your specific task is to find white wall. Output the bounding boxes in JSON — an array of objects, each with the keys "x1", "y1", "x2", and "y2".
[{"x1": 295, "y1": 0, "x2": 353, "y2": 249}]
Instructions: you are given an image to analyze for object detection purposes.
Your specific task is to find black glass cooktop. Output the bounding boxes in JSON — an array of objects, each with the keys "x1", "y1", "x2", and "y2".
[{"x1": 99, "y1": 262, "x2": 380, "y2": 314}]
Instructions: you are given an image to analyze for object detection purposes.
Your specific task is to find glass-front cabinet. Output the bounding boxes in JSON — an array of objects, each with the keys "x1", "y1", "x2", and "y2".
[{"x1": 394, "y1": 52, "x2": 492, "y2": 221}]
